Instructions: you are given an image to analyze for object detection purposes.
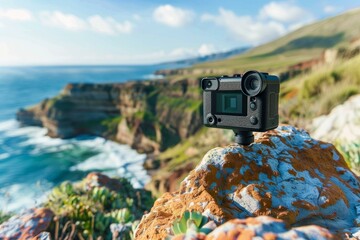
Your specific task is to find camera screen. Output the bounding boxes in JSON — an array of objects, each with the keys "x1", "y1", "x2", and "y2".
[{"x1": 215, "y1": 91, "x2": 246, "y2": 115}]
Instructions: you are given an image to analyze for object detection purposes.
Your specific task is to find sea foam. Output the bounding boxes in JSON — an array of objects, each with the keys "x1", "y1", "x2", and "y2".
[{"x1": 0, "y1": 119, "x2": 150, "y2": 212}]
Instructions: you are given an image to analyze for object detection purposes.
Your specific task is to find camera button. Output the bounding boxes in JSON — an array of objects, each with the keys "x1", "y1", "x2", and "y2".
[
  {"x1": 250, "y1": 102, "x2": 257, "y2": 110},
  {"x1": 250, "y1": 116, "x2": 258, "y2": 125}
]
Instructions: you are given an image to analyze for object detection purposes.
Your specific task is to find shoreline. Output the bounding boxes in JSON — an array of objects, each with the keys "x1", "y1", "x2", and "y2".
[{"x1": 0, "y1": 118, "x2": 151, "y2": 213}]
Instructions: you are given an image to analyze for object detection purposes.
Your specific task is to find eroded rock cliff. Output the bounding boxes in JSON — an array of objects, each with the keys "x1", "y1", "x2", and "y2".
[
  {"x1": 136, "y1": 125, "x2": 360, "y2": 239},
  {"x1": 17, "y1": 79, "x2": 202, "y2": 154}
]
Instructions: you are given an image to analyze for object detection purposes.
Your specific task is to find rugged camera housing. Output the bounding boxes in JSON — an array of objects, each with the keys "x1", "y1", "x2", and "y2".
[{"x1": 201, "y1": 71, "x2": 280, "y2": 145}]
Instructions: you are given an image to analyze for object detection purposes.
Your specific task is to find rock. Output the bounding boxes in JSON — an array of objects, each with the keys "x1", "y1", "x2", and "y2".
[
  {"x1": 136, "y1": 125, "x2": 360, "y2": 240},
  {"x1": 84, "y1": 172, "x2": 126, "y2": 191},
  {"x1": 16, "y1": 79, "x2": 202, "y2": 154},
  {"x1": 206, "y1": 216, "x2": 333, "y2": 240},
  {"x1": 0, "y1": 208, "x2": 54, "y2": 240},
  {"x1": 33, "y1": 232, "x2": 51, "y2": 240},
  {"x1": 311, "y1": 94, "x2": 360, "y2": 173},
  {"x1": 311, "y1": 94, "x2": 360, "y2": 144}
]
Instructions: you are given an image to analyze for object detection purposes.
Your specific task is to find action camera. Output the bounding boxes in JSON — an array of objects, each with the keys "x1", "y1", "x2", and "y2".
[{"x1": 201, "y1": 71, "x2": 280, "y2": 145}]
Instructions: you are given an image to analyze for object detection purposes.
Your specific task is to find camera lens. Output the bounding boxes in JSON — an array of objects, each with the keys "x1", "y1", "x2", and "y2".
[
  {"x1": 242, "y1": 71, "x2": 265, "y2": 96},
  {"x1": 206, "y1": 81, "x2": 212, "y2": 88},
  {"x1": 248, "y1": 77, "x2": 260, "y2": 91}
]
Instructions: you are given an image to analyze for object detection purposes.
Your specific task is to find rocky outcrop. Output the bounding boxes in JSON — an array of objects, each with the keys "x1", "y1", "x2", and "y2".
[
  {"x1": 17, "y1": 78, "x2": 202, "y2": 154},
  {"x1": 206, "y1": 216, "x2": 332, "y2": 240},
  {"x1": 311, "y1": 94, "x2": 360, "y2": 144},
  {"x1": 311, "y1": 94, "x2": 360, "y2": 173},
  {"x1": 0, "y1": 208, "x2": 53, "y2": 240},
  {"x1": 136, "y1": 126, "x2": 360, "y2": 239}
]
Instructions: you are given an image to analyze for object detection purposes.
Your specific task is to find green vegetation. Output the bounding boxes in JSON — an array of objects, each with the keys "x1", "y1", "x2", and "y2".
[
  {"x1": 337, "y1": 142, "x2": 360, "y2": 174},
  {"x1": 0, "y1": 211, "x2": 12, "y2": 224},
  {"x1": 190, "y1": 9, "x2": 360, "y2": 74},
  {"x1": 45, "y1": 177, "x2": 154, "y2": 240},
  {"x1": 101, "y1": 116, "x2": 122, "y2": 133},
  {"x1": 280, "y1": 55, "x2": 360, "y2": 124},
  {"x1": 169, "y1": 211, "x2": 212, "y2": 238},
  {"x1": 47, "y1": 96, "x2": 74, "y2": 112},
  {"x1": 157, "y1": 95, "x2": 201, "y2": 112}
]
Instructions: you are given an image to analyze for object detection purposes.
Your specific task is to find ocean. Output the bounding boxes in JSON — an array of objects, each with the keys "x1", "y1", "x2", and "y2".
[{"x1": 0, "y1": 64, "x2": 185, "y2": 213}]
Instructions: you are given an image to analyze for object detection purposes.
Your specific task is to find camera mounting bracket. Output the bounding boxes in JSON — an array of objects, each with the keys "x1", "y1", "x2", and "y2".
[{"x1": 233, "y1": 130, "x2": 254, "y2": 145}]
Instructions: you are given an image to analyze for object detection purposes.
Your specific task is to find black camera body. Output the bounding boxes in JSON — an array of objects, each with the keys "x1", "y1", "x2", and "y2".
[{"x1": 201, "y1": 70, "x2": 279, "y2": 145}]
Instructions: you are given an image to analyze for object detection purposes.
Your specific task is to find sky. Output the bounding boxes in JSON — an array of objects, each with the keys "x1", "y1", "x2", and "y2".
[{"x1": 0, "y1": 0, "x2": 359, "y2": 66}]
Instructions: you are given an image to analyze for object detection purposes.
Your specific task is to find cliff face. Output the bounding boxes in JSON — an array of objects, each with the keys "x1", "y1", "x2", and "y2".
[{"x1": 17, "y1": 78, "x2": 202, "y2": 154}]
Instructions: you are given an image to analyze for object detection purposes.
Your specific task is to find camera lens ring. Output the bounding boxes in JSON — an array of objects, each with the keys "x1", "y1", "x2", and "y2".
[
  {"x1": 206, "y1": 80, "x2": 212, "y2": 88},
  {"x1": 242, "y1": 71, "x2": 265, "y2": 97}
]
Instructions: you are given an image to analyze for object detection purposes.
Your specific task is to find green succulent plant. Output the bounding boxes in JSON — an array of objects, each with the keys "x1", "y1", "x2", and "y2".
[
  {"x1": 338, "y1": 142, "x2": 360, "y2": 173},
  {"x1": 0, "y1": 211, "x2": 12, "y2": 224},
  {"x1": 171, "y1": 211, "x2": 212, "y2": 236},
  {"x1": 45, "y1": 176, "x2": 154, "y2": 240}
]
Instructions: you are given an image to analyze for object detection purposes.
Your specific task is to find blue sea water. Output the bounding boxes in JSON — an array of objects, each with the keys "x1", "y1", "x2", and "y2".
[{"x1": 0, "y1": 64, "x2": 185, "y2": 212}]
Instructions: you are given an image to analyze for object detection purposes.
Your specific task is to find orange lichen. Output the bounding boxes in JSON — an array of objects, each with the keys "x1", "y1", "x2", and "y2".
[
  {"x1": 288, "y1": 169, "x2": 297, "y2": 176},
  {"x1": 292, "y1": 200, "x2": 318, "y2": 211},
  {"x1": 136, "y1": 127, "x2": 360, "y2": 240}
]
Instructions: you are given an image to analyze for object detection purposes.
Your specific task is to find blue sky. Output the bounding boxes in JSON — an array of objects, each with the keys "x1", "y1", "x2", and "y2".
[{"x1": 0, "y1": 0, "x2": 359, "y2": 66}]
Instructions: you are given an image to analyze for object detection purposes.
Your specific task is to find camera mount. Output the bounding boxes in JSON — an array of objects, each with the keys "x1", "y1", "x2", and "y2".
[{"x1": 233, "y1": 130, "x2": 254, "y2": 145}]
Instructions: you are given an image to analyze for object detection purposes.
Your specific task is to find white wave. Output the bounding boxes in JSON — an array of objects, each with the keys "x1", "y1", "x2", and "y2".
[
  {"x1": 0, "y1": 182, "x2": 52, "y2": 213},
  {"x1": 2, "y1": 125, "x2": 46, "y2": 138},
  {"x1": 0, "y1": 119, "x2": 151, "y2": 213},
  {"x1": 142, "y1": 74, "x2": 164, "y2": 80},
  {"x1": 70, "y1": 139, "x2": 150, "y2": 188},
  {"x1": 0, "y1": 153, "x2": 10, "y2": 160},
  {"x1": 0, "y1": 119, "x2": 19, "y2": 132}
]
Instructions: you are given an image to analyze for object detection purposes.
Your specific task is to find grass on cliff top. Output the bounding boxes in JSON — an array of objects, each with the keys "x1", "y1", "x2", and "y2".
[
  {"x1": 157, "y1": 95, "x2": 202, "y2": 112},
  {"x1": 280, "y1": 54, "x2": 360, "y2": 125}
]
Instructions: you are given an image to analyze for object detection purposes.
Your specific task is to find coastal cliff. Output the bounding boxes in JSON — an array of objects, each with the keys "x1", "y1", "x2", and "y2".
[{"x1": 17, "y1": 79, "x2": 202, "y2": 155}]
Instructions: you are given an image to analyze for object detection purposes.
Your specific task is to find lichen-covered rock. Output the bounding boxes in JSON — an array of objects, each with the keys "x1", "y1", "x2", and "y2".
[
  {"x1": 0, "y1": 208, "x2": 53, "y2": 240},
  {"x1": 206, "y1": 216, "x2": 333, "y2": 240},
  {"x1": 136, "y1": 125, "x2": 360, "y2": 239}
]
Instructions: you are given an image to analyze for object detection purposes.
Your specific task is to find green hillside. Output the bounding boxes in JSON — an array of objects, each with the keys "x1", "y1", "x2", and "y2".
[
  {"x1": 190, "y1": 8, "x2": 360, "y2": 74},
  {"x1": 150, "y1": 8, "x2": 360, "y2": 195}
]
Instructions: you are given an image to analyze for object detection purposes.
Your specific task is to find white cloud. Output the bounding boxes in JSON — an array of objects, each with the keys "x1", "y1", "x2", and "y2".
[
  {"x1": 132, "y1": 14, "x2": 142, "y2": 21},
  {"x1": 88, "y1": 15, "x2": 132, "y2": 34},
  {"x1": 40, "y1": 11, "x2": 87, "y2": 31},
  {"x1": 153, "y1": 4, "x2": 194, "y2": 27},
  {"x1": 88, "y1": 15, "x2": 114, "y2": 34},
  {"x1": 170, "y1": 48, "x2": 194, "y2": 58},
  {"x1": 198, "y1": 44, "x2": 216, "y2": 56},
  {"x1": 202, "y1": 2, "x2": 314, "y2": 45},
  {"x1": 0, "y1": 42, "x2": 9, "y2": 56},
  {"x1": 40, "y1": 11, "x2": 133, "y2": 34},
  {"x1": 324, "y1": 5, "x2": 337, "y2": 14},
  {"x1": 114, "y1": 20, "x2": 132, "y2": 33},
  {"x1": 202, "y1": 8, "x2": 286, "y2": 45},
  {"x1": 0, "y1": 8, "x2": 33, "y2": 21},
  {"x1": 259, "y1": 1, "x2": 310, "y2": 23}
]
